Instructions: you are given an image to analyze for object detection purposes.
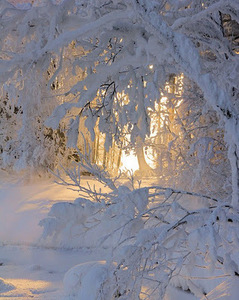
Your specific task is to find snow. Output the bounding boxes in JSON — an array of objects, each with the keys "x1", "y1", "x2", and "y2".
[
  {"x1": 8, "y1": 0, "x2": 32, "y2": 10},
  {"x1": 203, "y1": 278, "x2": 239, "y2": 300},
  {"x1": 0, "y1": 172, "x2": 78, "y2": 245},
  {"x1": 0, "y1": 278, "x2": 15, "y2": 294},
  {"x1": 0, "y1": 0, "x2": 238, "y2": 298},
  {"x1": 0, "y1": 172, "x2": 238, "y2": 299},
  {"x1": 63, "y1": 261, "x2": 115, "y2": 300},
  {"x1": 0, "y1": 244, "x2": 108, "y2": 299},
  {"x1": 0, "y1": 172, "x2": 110, "y2": 299}
]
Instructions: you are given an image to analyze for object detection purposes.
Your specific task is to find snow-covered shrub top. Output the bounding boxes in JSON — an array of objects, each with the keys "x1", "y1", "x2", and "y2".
[{"x1": 63, "y1": 261, "x2": 119, "y2": 300}]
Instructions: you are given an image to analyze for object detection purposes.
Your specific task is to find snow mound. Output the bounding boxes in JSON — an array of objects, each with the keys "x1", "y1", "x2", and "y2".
[
  {"x1": 63, "y1": 261, "x2": 117, "y2": 300},
  {"x1": 0, "y1": 278, "x2": 15, "y2": 293}
]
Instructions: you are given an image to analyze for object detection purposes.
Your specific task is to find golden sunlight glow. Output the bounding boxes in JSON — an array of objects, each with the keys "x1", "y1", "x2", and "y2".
[
  {"x1": 80, "y1": 74, "x2": 184, "y2": 175},
  {"x1": 118, "y1": 74, "x2": 184, "y2": 174},
  {"x1": 116, "y1": 91, "x2": 130, "y2": 106},
  {"x1": 159, "y1": 96, "x2": 168, "y2": 127},
  {"x1": 120, "y1": 150, "x2": 139, "y2": 173},
  {"x1": 2, "y1": 278, "x2": 52, "y2": 297}
]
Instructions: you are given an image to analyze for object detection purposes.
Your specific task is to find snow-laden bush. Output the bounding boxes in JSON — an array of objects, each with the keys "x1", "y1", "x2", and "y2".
[
  {"x1": 39, "y1": 161, "x2": 239, "y2": 299},
  {"x1": 39, "y1": 186, "x2": 146, "y2": 249}
]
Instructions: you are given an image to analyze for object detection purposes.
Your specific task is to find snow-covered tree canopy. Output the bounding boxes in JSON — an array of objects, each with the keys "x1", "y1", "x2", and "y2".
[
  {"x1": 1, "y1": 1, "x2": 239, "y2": 299},
  {"x1": 0, "y1": 0, "x2": 239, "y2": 201}
]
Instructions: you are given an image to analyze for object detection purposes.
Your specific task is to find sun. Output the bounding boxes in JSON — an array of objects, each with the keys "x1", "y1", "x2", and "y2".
[{"x1": 119, "y1": 150, "x2": 139, "y2": 173}]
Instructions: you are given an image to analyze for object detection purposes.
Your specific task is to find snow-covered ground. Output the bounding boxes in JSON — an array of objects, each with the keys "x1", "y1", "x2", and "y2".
[
  {"x1": 0, "y1": 171, "x2": 238, "y2": 299},
  {"x1": 0, "y1": 172, "x2": 111, "y2": 299}
]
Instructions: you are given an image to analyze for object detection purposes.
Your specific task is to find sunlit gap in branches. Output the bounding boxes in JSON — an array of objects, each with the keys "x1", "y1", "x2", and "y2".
[{"x1": 119, "y1": 72, "x2": 184, "y2": 175}]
